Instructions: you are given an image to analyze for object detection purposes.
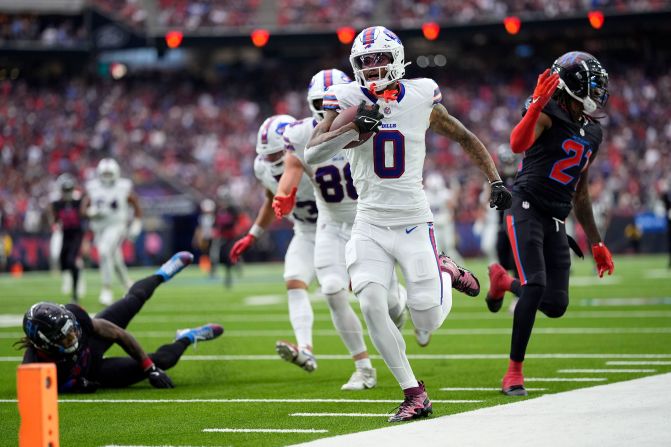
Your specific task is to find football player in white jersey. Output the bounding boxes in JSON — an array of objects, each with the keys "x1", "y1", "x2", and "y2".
[
  {"x1": 82, "y1": 159, "x2": 143, "y2": 305},
  {"x1": 305, "y1": 26, "x2": 512, "y2": 422},
  {"x1": 273, "y1": 69, "x2": 410, "y2": 390},
  {"x1": 229, "y1": 115, "x2": 322, "y2": 373}
]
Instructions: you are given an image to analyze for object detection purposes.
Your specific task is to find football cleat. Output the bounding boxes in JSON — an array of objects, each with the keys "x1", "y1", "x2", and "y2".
[
  {"x1": 485, "y1": 263, "x2": 514, "y2": 313},
  {"x1": 502, "y1": 368, "x2": 527, "y2": 396},
  {"x1": 414, "y1": 329, "x2": 431, "y2": 347},
  {"x1": 176, "y1": 323, "x2": 224, "y2": 347},
  {"x1": 155, "y1": 251, "x2": 194, "y2": 282},
  {"x1": 341, "y1": 367, "x2": 377, "y2": 391},
  {"x1": 99, "y1": 288, "x2": 113, "y2": 306},
  {"x1": 388, "y1": 381, "x2": 433, "y2": 422},
  {"x1": 275, "y1": 340, "x2": 317, "y2": 372},
  {"x1": 439, "y1": 253, "x2": 480, "y2": 297}
]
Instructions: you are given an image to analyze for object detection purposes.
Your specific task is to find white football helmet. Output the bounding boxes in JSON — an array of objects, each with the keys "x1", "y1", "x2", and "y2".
[
  {"x1": 307, "y1": 69, "x2": 351, "y2": 121},
  {"x1": 350, "y1": 26, "x2": 409, "y2": 91},
  {"x1": 96, "y1": 158, "x2": 120, "y2": 186},
  {"x1": 256, "y1": 114, "x2": 295, "y2": 176}
]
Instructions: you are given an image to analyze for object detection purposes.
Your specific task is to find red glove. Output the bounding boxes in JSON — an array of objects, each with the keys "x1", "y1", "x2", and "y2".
[
  {"x1": 272, "y1": 187, "x2": 297, "y2": 218},
  {"x1": 592, "y1": 242, "x2": 614, "y2": 278},
  {"x1": 510, "y1": 69, "x2": 560, "y2": 154},
  {"x1": 229, "y1": 234, "x2": 256, "y2": 264}
]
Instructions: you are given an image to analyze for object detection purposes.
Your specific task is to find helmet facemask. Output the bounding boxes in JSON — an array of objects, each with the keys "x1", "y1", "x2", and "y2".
[{"x1": 554, "y1": 57, "x2": 609, "y2": 116}]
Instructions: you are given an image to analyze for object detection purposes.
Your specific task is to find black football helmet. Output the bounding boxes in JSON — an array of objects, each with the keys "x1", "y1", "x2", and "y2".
[
  {"x1": 23, "y1": 302, "x2": 82, "y2": 355},
  {"x1": 551, "y1": 51, "x2": 608, "y2": 115}
]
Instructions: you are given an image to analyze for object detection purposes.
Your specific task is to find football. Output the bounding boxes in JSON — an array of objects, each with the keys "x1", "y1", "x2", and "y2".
[{"x1": 329, "y1": 106, "x2": 374, "y2": 148}]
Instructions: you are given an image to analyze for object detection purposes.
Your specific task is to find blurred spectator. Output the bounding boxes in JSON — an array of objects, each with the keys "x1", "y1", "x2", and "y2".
[{"x1": 0, "y1": 14, "x2": 87, "y2": 47}]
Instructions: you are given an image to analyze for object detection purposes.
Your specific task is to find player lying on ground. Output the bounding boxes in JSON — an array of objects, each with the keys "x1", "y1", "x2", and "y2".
[{"x1": 17, "y1": 252, "x2": 223, "y2": 393}]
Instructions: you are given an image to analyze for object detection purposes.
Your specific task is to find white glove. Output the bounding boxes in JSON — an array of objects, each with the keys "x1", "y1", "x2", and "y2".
[{"x1": 128, "y1": 218, "x2": 143, "y2": 241}]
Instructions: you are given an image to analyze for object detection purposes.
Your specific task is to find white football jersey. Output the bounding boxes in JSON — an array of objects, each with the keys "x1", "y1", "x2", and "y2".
[
  {"x1": 284, "y1": 117, "x2": 358, "y2": 224},
  {"x1": 323, "y1": 79, "x2": 442, "y2": 226},
  {"x1": 85, "y1": 178, "x2": 133, "y2": 228},
  {"x1": 253, "y1": 155, "x2": 317, "y2": 233}
]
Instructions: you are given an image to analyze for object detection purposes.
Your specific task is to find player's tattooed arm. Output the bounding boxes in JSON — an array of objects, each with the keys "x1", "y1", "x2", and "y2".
[
  {"x1": 430, "y1": 104, "x2": 501, "y2": 182},
  {"x1": 92, "y1": 318, "x2": 151, "y2": 365},
  {"x1": 306, "y1": 110, "x2": 358, "y2": 164},
  {"x1": 573, "y1": 166, "x2": 602, "y2": 244}
]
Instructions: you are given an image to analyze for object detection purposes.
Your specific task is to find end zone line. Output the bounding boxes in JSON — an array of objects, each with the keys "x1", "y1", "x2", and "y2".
[
  {"x1": 439, "y1": 387, "x2": 547, "y2": 391},
  {"x1": 526, "y1": 378, "x2": 607, "y2": 382},
  {"x1": 606, "y1": 361, "x2": 671, "y2": 365},
  {"x1": 203, "y1": 428, "x2": 327, "y2": 433},
  {"x1": 558, "y1": 369, "x2": 656, "y2": 373}
]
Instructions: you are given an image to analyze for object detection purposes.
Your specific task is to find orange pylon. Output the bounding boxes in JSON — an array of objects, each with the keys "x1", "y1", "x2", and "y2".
[{"x1": 17, "y1": 363, "x2": 59, "y2": 447}]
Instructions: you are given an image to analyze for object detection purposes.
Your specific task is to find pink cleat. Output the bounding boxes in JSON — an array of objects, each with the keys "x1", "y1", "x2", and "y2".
[{"x1": 439, "y1": 254, "x2": 480, "y2": 297}]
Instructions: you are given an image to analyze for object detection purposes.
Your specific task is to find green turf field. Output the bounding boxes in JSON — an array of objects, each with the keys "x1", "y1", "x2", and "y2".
[{"x1": 1, "y1": 255, "x2": 670, "y2": 447}]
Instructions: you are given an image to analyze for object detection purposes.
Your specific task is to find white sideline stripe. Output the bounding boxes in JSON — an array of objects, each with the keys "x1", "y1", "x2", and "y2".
[
  {"x1": 558, "y1": 369, "x2": 656, "y2": 373},
  {"x1": 289, "y1": 373, "x2": 671, "y2": 447},
  {"x1": 570, "y1": 276, "x2": 621, "y2": 286},
  {"x1": 606, "y1": 361, "x2": 671, "y2": 365},
  {"x1": 3, "y1": 353, "x2": 671, "y2": 362},
  {"x1": 204, "y1": 428, "x2": 327, "y2": 433},
  {"x1": 4, "y1": 327, "x2": 671, "y2": 339},
  {"x1": 290, "y1": 413, "x2": 389, "y2": 417},
  {"x1": 0, "y1": 398, "x2": 481, "y2": 404},
  {"x1": 645, "y1": 269, "x2": 671, "y2": 278},
  {"x1": 439, "y1": 387, "x2": 547, "y2": 391},
  {"x1": 526, "y1": 378, "x2": 607, "y2": 382},
  {"x1": 580, "y1": 297, "x2": 671, "y2": 306}
]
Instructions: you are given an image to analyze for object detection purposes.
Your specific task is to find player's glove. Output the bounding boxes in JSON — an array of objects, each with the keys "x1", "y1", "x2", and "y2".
[
  {"x1": 127, "y1": 218, "x2": 142, "y2": 242},
  {"x1": 272, "y1": 187, "x2": 297, "y2": 218},
  {"x1": 146, "y1": 364, "x2": 174, "y2": 389},
  {"x1": 530, "y1": 69, "x2": 560, "y2": 111},
  {"x1": 591, "y1": 242, "x2": 614, "y2": 278},
  {"x1": 489, "y1": 180, "x2": 513, "y2": 210},
  {"x1": 353, "y1": 101, "x2": 383, "y2": 134},
  {"x1": 229, "y1": 234, "x2": 256, "y2": 264}
]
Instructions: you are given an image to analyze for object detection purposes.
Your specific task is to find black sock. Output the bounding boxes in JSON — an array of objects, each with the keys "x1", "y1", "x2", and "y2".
[
  {"x1": 510, "y1": 284, "x2": 544, "y2": 362},
  {"x1": 510, "y1": 279, "x2": 522, "y2": 297}
]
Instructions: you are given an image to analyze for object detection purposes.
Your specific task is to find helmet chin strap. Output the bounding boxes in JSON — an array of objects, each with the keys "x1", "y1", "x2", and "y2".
[{"x1": 558, "y1": 78, "x2": 597, "y2": 115}]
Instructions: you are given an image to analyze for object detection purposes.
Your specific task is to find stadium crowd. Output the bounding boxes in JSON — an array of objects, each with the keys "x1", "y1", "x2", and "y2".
[
  {"x1": 0, "y1": 14, "x2": 87, "y2": 47},
  {"x1": 1, "y1": 61, "x2": 669, "y2": 238}
]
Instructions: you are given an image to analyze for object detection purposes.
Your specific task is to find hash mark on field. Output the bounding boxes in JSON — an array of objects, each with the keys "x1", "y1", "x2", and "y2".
[
  {"x1": 203, "y1": 428, "x2": 327, "y2": 433},
  {"x1": 439, "y1": 387, "x2": 547, "y2": 391},
  {"x1": 558, "y1": 369, "x2": 656, "y2": 373},
  {"x1": 290, "y1": 413, "x2": 389, "y2": 417},
  {"x1": 606, "y1": 361, "x2": 671, "y2": 365},
  {"x1": 526, "y1": 378, "x2": 607, "y2": 382}
]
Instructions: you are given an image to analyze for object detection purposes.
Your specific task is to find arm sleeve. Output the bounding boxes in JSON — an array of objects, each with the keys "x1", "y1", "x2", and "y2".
[{"x1": 510, "y1": 97, "x2": 543, "y2": 154}]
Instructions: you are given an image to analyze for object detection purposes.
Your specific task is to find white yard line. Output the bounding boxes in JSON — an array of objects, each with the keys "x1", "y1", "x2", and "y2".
[
  {"x1": 2, "y1": 353, "x2": 671, "y2": 362},
  {"x1": 204, "y1": 428, "x2": 327, "y2": 433},
  {"x1": 439, "y1": 387, "x2": 547, "y2": 391},
  {"x1": 3, "y1": 327, "x2": 670, "y2": 339},
  {"x1": 290, "y1": 413, "x2": 389, "y2": 417},
  {"x1": 0, "y1": 398, "x2": 481, "y2": 404},
  {"x1": 289, "y1": 373, "x2": 671, "y2": 447},
  {"x1": 557, "y1": 369, "x2": 656, "y2": 373},
  {"x1": 580, "y1": 297, "x2": 671, "y2": 306},
  {"x1": 606, "y1": 361, "x2": 671, "y2": 365},
  {"x1": 526, "y1": 377, "x2": 607, "y2": 382}
]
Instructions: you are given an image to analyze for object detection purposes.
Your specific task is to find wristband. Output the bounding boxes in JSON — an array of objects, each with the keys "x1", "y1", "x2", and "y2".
[
  {"x1": 141, "y1": 357, "x2": 154, "y2": 371},
  {"x1": 249, "y1": 224, "x2": 264, "y2": 239}
]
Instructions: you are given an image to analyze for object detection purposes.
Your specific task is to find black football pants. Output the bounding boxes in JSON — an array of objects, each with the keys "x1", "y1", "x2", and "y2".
[
  {"x1": 90, "y1": 275, "x2": 190, "y2": 388},
  {"x1": 505, "y1": 196, "x2": 571, "y2": 362},
  {"x1": 60, "y1": 230, "x2": 83, "y2": 301}
]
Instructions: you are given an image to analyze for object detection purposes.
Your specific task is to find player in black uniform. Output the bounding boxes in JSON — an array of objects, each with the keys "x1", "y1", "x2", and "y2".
[
  {"x1": 50, "y1": 174, "x2": 85, "y2": 302},
  {"x1": 488, "y1": 52, "x2": 615, "y2": 396},
  {"x1": 16, "y1": 252, "x2": 223, "y2": 393}
]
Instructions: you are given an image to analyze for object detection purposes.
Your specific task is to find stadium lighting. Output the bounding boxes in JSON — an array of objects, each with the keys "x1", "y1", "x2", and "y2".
[
  {"x1": 337, "y1": 27, "x2": 356, "y2": 45},
  {"x1": 422, "y1": 22, "x2": 440, "y2": 41},
  {"x1": 165, "y1": 30, "x2": 183, "y2": 49},
  {"x1": 503, "y1": 16, "x2": 521, "y2": 35},
  {"x1": 251, "y1": 29, "x2": 270, "y2": 47},
  {"x1": 588, "y1": 10, "x2": 605, "y2": 29}
]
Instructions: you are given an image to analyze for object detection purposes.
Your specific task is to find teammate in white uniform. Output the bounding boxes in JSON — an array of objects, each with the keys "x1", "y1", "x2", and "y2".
[
  {"x1": 273, "y1": 69, "x2": 410, "y2": 390},
  {"x1": 229, "y1": 115, "x2": 322, "y2": 372},
  {"x1": 82, "y1": 159, "x2": 143, "y2": 305},
  {"x1": 305, "y1": 26, "x2": 512, "y2": 422}
]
